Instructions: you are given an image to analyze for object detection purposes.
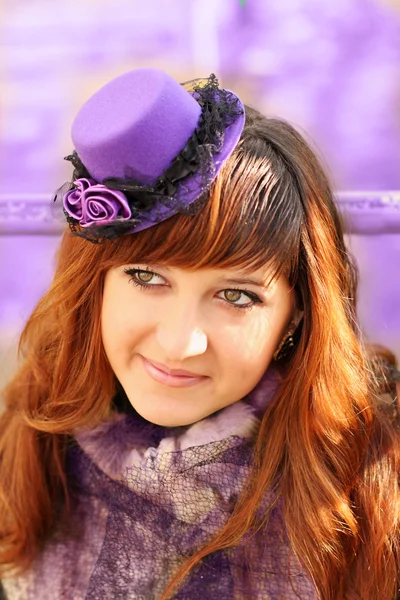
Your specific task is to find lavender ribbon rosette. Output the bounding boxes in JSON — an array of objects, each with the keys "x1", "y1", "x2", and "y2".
[{"x1": 63, "y1": 178, "x2": 132, "y2": 227}]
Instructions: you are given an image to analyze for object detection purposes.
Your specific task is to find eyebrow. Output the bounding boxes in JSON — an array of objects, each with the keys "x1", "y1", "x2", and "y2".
[
  {"x1": 138, "y1": 264, "x2": 274, "y2": 291},
  {"x1": 221, "y1": 277, "x2": 272, "y2": 290}
]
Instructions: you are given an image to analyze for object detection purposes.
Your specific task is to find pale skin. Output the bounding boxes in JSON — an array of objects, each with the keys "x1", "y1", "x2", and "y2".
[{"x1": 101, "y1": 263, "x2": 302, "y2": 427}]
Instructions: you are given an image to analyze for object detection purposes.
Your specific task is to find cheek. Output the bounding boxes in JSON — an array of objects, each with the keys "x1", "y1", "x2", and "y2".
[
  {"x1": 218, "y1": 310, "x2": 288, "y2": 389},
  {"x1": 101, "y1": 286, "x2": 142, "y2": 359},
  {"x1": 101, "y1": 281, "x2": 163, "y2": 370},
  {"x1": 225, "y1": 314, "x2": 282, "y2": 362}
]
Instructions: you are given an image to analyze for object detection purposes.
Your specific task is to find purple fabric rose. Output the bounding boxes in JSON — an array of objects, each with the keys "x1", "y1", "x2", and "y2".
[{"x1": 63, "y1": 178, "x2": 131, "y2": 227}]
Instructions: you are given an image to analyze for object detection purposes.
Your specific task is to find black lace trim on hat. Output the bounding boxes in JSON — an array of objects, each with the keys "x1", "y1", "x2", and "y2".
[{"x1": 54, "y1": 74, "x2": 243, "y2": 244}]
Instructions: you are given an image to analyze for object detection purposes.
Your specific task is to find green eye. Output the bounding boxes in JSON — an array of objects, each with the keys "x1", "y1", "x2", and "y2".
[
  {"x1": 137, "y1": 271, "x2": 154, "y2": 283},
  {"x1": 224, "y1": 290, "x2": 242, "y2": 302},
  {"x1": 218, "y1": 288, "x2": 263, "y2": 309},
  {"x1": 123, "y1": 267, "x2": 164, "y2": 288}
]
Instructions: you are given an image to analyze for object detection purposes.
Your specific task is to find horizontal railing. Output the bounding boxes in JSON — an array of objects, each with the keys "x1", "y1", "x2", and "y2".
[{"x1": 0, "y1": 192, "x2": 400, "y2": 235}]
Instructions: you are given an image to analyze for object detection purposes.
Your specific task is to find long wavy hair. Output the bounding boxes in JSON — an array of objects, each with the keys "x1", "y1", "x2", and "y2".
[{"x1": 1, "y1": 107, "x2": 399, "y2": 599}]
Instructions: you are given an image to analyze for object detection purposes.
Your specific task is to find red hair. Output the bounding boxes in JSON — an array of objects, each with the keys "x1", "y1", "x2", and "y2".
[{"x1": 1, "y1": 108, "x2": 399, "y2": 598}]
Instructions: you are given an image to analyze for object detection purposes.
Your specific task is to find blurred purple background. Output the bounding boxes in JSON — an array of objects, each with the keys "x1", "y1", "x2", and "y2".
[{"x1": 1, "y1": 0, "x2": 400, "y2": 386}]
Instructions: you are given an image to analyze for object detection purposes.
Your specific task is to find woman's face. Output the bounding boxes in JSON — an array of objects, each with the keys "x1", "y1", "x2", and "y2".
[{"x1": 101, "y1": 263, "x2": 298, "y2": 426}]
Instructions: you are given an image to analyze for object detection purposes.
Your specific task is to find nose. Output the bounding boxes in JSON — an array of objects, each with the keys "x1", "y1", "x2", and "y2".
[{"x1": 156, "y1": 308, "x2": 208, "y2": 360}]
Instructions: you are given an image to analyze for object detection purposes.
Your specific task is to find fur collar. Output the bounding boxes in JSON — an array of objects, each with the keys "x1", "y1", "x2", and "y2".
[{"x1": 75, "y1": 367, "x2": 281, "y2": 480}]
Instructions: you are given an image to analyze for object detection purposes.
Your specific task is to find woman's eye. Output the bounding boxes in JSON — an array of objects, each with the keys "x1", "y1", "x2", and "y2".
[
  {"x1": 123, "y1": 268, "x2": 165, "y2": 287},
  {"x1": 136, "y1": 271, "x2": 156, "y2": 283},
  {"x1": 224, "y1": 290, "x2": 244, "y2": 303},
  {"x1": 218, "y1": 289, "x2": 262, "y2": 308}
]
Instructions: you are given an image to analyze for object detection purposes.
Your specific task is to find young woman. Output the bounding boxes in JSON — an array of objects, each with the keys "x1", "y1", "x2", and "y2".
[{"x1": 0, "y1": 68, "x2": 399, "y2": 599}]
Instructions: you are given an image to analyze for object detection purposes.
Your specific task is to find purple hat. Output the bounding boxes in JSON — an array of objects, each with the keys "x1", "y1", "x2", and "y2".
[{"x1": 57, "y1": 68, "x2": 245, "y2": 242}]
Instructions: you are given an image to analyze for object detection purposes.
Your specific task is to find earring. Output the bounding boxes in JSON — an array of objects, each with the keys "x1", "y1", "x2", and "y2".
[
  {"x1": 273, "y1": 311, "x2": 304, "y2": 362},
  {"x1": 273, "y1": 331, "x2": 296, "y2": 361}
]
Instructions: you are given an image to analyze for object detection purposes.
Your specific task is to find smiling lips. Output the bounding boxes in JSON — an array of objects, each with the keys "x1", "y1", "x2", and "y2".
[{"x1": 140, "y1": 355, "x2": 208, "y2": 388}]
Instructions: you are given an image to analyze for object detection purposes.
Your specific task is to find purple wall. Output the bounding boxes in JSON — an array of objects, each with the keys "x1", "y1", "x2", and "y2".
[
  {"x1": 1, "y1": 0, "x2": 400, "y2": 386},
  {"x1": 1, "y1": 0, "x2": 399, "y2": 194}
]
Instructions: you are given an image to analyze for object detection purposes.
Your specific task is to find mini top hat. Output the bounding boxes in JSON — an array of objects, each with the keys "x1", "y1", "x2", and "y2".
[{"x1": 56, "y1": 68, "x2": 245, "y2": 242}]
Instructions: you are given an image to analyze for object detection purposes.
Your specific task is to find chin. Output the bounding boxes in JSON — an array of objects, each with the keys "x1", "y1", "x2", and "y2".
[
  {"x1": 127, "y1": 397, "x2": 206, "y2": 428},
  {"x1": 137, "y1": 410, "x2": 201, "y2": 428},
  {"x1": 122, "y1": 381, "x2": 221, "y2": 427}
]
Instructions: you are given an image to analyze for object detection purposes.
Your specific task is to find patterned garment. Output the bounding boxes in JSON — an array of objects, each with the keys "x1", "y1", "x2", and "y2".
[{"x1": 2, "y1": 369, "x2": 317, "y2": 599}]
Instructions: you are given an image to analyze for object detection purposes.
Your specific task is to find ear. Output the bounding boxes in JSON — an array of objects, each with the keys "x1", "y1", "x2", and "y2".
[
  {"x1": 290, "y1": 307, "x2": 304, "y2": 330},
  {"x1": 290, "y1": 287, "x2": 304, "y2": 330}
]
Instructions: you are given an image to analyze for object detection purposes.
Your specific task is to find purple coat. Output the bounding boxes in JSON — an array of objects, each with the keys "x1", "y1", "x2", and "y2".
[{"x1": 2, "y1": 369, "x2": 317, "y2": 599}]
